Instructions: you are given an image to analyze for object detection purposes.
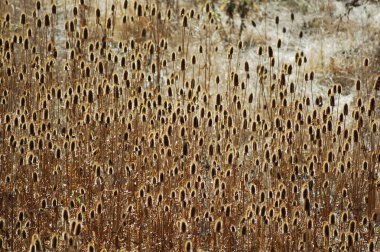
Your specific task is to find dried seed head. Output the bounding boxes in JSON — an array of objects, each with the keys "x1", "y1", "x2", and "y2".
[
  {"x1": 245, "y1": 61, "x2": 249, "y2": 72},
  {"x1": 21, "y1": 13, "x2": 26, "y2": 25},
  {"x1": 52, "y1": 4, "x2": 57, "y2": 14},
  {"x1": 181, "y1": 58, "x2": 186, "y2": 71},
  {"x1": 87, "y1": 243, "x2": 95, "y2": 252},
  {"x1": 180, "y1": 220, "x2": 187, "y2": 233},
  {"x1": 356, "y1": 80, "x2": 361, "y2": 91},
  {"x1": 51, "y1": 235, "x2": 58, "y2": 248},
  {"x1": 62, "y1": 208, "x2": 69, "y2": 223},
  {"x1": 349, "y1": 220, "x2": 356, "y2": 233},
  {"x1": 277, "y1": 39, "x2": 281, "y2": 49},
  {"x1": 233, "y1": 73, "x2": 239, "y2": 87},
  {"x1": 96, "y1": 202, "x2": 102, "y2": 214},
  {"x1": 369, "y1": 97, "x2": 375, "y2": 112},
  {"x1": 137, "y1": 4, "x2": 143, "y2": 16},
  {"x1": 107, "y1": 18, "x2": 112, "y2": 29},
  {"x1": 324, "y1": 223, "x2": 330, "y2": 238},
  {"x1": 282, "y1": 222, "x2": 288, "y2": 234},
  {"x1": 184, "y1": 240, "x2": 192, "y2": 252},
  {"x1": 374, "y1": 75, "x2": 380, "y2": 91},
  {"x1": 329, "y1": 213, "x2": 336, "y2": 225},
  {"x1": 36, "y1": 1, "x2": 41, "y2": 10},
  {"x1": 44, "y1": 15, "x2": 50, "y2": 27},
  {"x1": 268, "y1": 46, "x2": 273, "y2": 58},
  {"x1": 74, "y1": 223, "x2": 82, "y2": 236},
  {"x1": 364, "y1": 58, "x2": 369, "y2": 67},
  {"x1": 214, "y1": 218, "x2": 223, "y2": 233},
  {"x1": 32, "y1": 172, "x2": 38, "y2": 182},
  {"x1": 299, "y1": 31, "x2": 303, "y2": 39}
]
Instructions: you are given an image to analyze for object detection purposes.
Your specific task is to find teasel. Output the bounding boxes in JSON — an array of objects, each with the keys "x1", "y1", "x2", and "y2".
[
  {"x1": 59, "y1": 207, "x2": 69, "y2": 228},
  {"x1": 356, "y1": 80, "x2": 361, "y2": 92},
  {"x1": 268, "y1": 46, "x2": 273, "y2": 58},
  {"x1": 183, "y1": 240, "x2": 193, "y2": 252},
  {"x1": 73, "y1": 222, "x2": 82, "y2": 236},
  {"x1": 179, "y1": 219, "x2": 187, "y2": 234},
  {"x1": 373, "y1": 75, "x2": 380, "y2": 91},
  {"x1": 87, "y1": 242, "x2": 95, "y2": 252},
  {"x1": 32, "y1": 234, "x2": 42, "y2": 251},
  {"x1": 50, "y1": 234, "x2": 58, "y2": 249},
  {"x1": 106, "y1": 17, "x2": 112, "y2": 30},
  {"x1": 181, "y1": 58, "x2": 186, "y2": 71}
]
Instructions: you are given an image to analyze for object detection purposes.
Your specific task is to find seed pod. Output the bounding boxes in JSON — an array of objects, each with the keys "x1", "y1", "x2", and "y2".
[
  {"x1": 297, "y1": 57, "x2": 302, "y2": 67},
  {"x1": 330, "y1": 95, "x2": 335, "y2": 107},
  {"x1": 374, "y1": 75, "x2": 380, "y2": 91},
  {"x1": 214, "y1": 218, "x2": 223, "y2": 233},
  {"x1": 234, "y1": 73, "x2": 239, "y2": 87},
  {"x1": 356, "y1": 80, "x2": 361, "y2": 91},
  {"x1": 137, "y1": 4, "x2": 143, "y2": 16},
  {"x1": 258, "y1": 46, "x2": 263, "y2": 56},
  {"x1": 364, "y1": 58, "x2": 369, "y2": 67},
  {"x1": 290, "y1": 82, "x2": 295, "y2": 93},
  {"x1": 343, "y1": 104, "x2": 349, "y2": 116},
  {"x1": 37, "y1": 18, "x2": 42, "y2": 28},
  {"x1": 282, "y1": 222, "x2": 288, "y2": 234},
  {"x1": 98, "y1": 61, "x2": 104, "y2": 75},
  {"x1": 228, "y1": 46, "x2": 233, "y2": 59},
  {"x1": 184, "y1": 241, "x2": 192, "y2": 252},
  {"x1": 329, "y1": 213, "x2": 336, "y2": 225},
  {"x1": 182, "y1": 141, "x2": 189, "y2": 156},
  {"x1": 69, "y1": 21, "x2": 75, "y2": 32},
  {"x1": 181, "y1": 58, "x2": 186, "y2": 71},
  {"x1": 324, "y1": 223, "x2": 330, "y2": 238},
  {"x1": 369, "y1": 97, "x2": 375, "y2": 112},
  {"x1": 51, "y1": 235, "x2": 58, "y2": 248},
  {"x1": 107, "y1": 18, "x2": 112, "y2": 29},
  {"x1": 268, "y1": 46, "x2": 273, "y2": 58},
  {"x1": 277, "y1": 39, "x2": 281, "y2": 49},
  {"x1": 248, "y1": 93, "x2": 253, "y2": 103},
  {"x1": 353, "y1": 129, "x2": 359, "y2": 143},
  {"x1": 44, "y1": 14, "x2": 50, "y2": 27},
  {"x1": 21, "y1": 13, "x2": 26, "y2": 25},
  {"x1": 62, "y1": 208, "x2": 69, "y2": 223},
  {"x1": 180, "y1": 220, "x2": 187, "y2": 233},
  {"x1": 83, "y1": 27, "x2": 88, "y2": 39},
  {"x1": 96, "y1": 202, "x2": 102, "y2": 214},
  {"x1": 349, "y1": 220, "x2": 356, "y2": 233}
]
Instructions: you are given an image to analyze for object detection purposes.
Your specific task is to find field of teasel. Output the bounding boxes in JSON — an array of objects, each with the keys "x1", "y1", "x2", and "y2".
[{"x1": 0, "y1": 0, "x2": 380, "y2": 251}]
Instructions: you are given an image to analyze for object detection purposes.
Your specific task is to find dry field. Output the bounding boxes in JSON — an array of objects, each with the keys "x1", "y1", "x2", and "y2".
[{"x1": 0, "y1": 0, "x2": 379, "y2": 251}]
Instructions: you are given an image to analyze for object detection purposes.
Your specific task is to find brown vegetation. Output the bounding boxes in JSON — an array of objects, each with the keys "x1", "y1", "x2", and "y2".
[{"x1": 0, "y1": 0, "x2": 379, "y2": 251}]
